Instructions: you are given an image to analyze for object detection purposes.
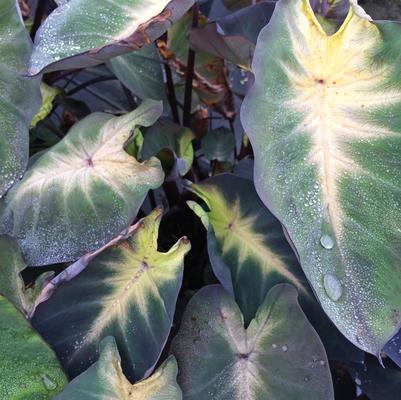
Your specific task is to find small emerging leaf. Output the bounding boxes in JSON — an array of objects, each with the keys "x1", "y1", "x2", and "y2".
[
  {"x1": 31, "y1": 83, "x2": 60, "y2": 128},
  {"x1": 141, "y1": 120, "x2": 195, "y2": 177}
]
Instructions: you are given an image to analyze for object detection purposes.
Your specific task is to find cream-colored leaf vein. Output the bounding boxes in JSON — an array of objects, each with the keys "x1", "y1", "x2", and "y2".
[{"x1": 281, "y1": 2, "x2": 401, "y2": 238}]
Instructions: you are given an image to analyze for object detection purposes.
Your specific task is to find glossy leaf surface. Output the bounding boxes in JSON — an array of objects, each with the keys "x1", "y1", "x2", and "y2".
[
  {"x1": 0, "y1": 100, "x2": 164, "y2": 265},
  {"x1": 0, "y1": 0, "x2": 40, "y2": 196},
  {"x1": 172, "y1": 284, "x2": 333, "y2": 400},
  {"x1": 29, "y1": 0, "x2": 194, "y2": 75},
  {"x1": 55, "y1": 337, "x2": 182, "y2": 400},
  {"x1": 0, "y1": 295, "x2": 67, "y2": 399},
  {"x1": 241, "y1": 0, "x2": 401, "y2": 355},
  {"x1": 32, "y1": 208, "x2": 190, "y2": 381}
]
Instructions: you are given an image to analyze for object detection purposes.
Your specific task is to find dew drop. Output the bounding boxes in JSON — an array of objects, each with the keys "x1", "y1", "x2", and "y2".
[
  {"x1": 41, "y1": 374, "x2": 57, "y2": 390},
  {"x1": 320, "y1": 234, "x2": 335, "y2": 249},
  {"x1": 282, "y1": 345, "x2": 288, "y2": 352},
  {"x1": 355, "y1": 377, "x2": 361, "y2": 386},
  {"x1": 271, "y1": 343, "x2": 277, "y2": 349},
  {"x1": 323, "y1": 274, "x2": 342, "y2": 301}
]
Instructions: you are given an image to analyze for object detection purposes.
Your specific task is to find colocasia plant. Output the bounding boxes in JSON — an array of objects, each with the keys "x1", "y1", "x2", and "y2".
[{"x1": 1, "y1": 0, "x2": 401, "y2": 399}]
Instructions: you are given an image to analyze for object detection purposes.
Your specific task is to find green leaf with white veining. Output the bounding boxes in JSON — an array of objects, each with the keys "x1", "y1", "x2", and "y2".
[
  {"x1": 108, "y1": 44, "x2": 167, "y2": 104},
  {"x1": 171, "y1": 284, "x2": 333, "y2": 400},
  {"x1": 0, "y1": 100, "x2": 165, "y2": 266},
  {"x1": 28, "y1": 0, "x2": 194, "y2": 75},
  {"x1": 31, "y1": 208, "x2": 191, "y2": 381},
  {"x1": 189, "y1": 174, "x2": 308, "y2": 324},
  {"x1": 141, "y1": 120, "x2": 195, "y2": 177},
  {"x1": 55, "y1": 337, "x2": 182, "y2": 400},
  {"x1": 0, "y1": 295, "x2": 67, "y2": 399},
  {"x1": 0, "y1": 0, "x2": 41, "y2": 196},
  {"x1": 241, "y1": 0, "x2": 401, "y2": 355}
]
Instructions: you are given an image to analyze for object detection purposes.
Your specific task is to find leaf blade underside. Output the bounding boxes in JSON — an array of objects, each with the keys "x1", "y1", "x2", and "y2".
[{"x1": 28, "y1": 0, "x2": 195, "y2": 75}]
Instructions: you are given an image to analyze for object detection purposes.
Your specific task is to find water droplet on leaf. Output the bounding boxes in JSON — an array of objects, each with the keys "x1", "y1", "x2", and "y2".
[
  {"x1": 41, "y1": 374, "x2": 57, "y2": 390},
  {"x1": 320, "y1": 234, "x2": 335, "y2": 249},
  {"x1": 323, "y1": 274, "x2": 342, "y2": 301}
]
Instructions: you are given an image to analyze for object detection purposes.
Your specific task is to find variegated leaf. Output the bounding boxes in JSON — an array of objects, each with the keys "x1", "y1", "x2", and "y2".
[
  {"x1": 171, "y1": 284, "x2": 333, "y2": 400},
  {"x1": 28, "y1": 0, "x2": 194, "y2": 75},
  {"x1": 55, "y1": 337, "x2": 182, "y2": 400},
  {"x1": 241, "y1": 0, "x2": 401, "y2": 355},
  {"x1": 189, "y1": 174, "x2": 307, "y2": 324},
  {"x1": 0, "y1": 0, "x2": 40, "y2": 196},
  {"x1": 0, "y1": 100, "x2": 164, "y2": 266},
  {"x1": 31, "y1": 208, "x2": 191, "y2": 381}
]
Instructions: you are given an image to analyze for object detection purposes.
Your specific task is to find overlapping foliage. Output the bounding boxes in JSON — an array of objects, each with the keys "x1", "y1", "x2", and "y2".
[{"x1": 1, "y1": 0, "x2": 401, "y2": 399}]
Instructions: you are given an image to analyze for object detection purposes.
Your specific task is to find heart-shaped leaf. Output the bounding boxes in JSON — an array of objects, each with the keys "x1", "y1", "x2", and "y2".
[
  {"x1": 0, "y1": 0, "x2": 41, "y2": 196},
  {"x1": 0, "y1": 100, "x2": 165, "y2": 266},
  {"x1": 55, "y1": 337, "x2": 182, "y2": 400},
  {"x1": 0, "y1": 295, "x2": 67, "y2": 398},
  {"x1": 31, "y1": 208, "x2": 191, "y2": 381},
  {"x1": 241, "y1": 0, "x2": 401, "y2": 355},
  {"x1": 201, "y1": 128, "x2": 235, "y2": 163},
  {"x1": 171, "y1": 284, "x2": 333, "y2": 400},
  {"x1": 188, "y1": 174, "x2": 308, "y2": 324},
  {"x1": 28, "y1": 0, "x2": 195, "y2": 75}
]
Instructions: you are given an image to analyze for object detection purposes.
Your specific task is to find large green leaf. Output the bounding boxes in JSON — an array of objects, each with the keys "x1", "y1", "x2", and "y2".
[
  {"x1": 28, "y1": 0, "x2": 194, "y2": 75},
  {"x1": 0, "y1": 100, "x2": 164, "y2": 266},
  {"x1": 0, "y1": 295, "x2": 67, "y2": 398},
  {"x1": 171, "y1": 284, "x2": 333, "y2": 400},
  {"x1": 188, "y1": 174, "x2": 308, "y2": 324},
  {"x1": 55, "y1": 337, "x2": 182, "y2": 400},
  {"x1": 31, "y1": 208, "x2": 190, "y2": 381},
  {"x1": 0, "y1": 0, "x2": 41, "y2": 196},
  {"x1": 241, "y1": 0, "x2": 401, "y2": 355}
]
